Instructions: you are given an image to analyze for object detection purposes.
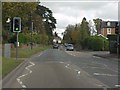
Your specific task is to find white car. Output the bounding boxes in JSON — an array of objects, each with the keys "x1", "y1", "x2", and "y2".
[{"x1": 66, "y1": 44, "x2": 74, "y2": 51}]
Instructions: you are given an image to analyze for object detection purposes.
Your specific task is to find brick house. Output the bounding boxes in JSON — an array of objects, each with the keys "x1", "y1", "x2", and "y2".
[
  {"x1": 100, "y1": 21, "x2": 120, "y2": 54},
  {"x1": 100, "y1": 21, "x2": 118, "y2": 37}
]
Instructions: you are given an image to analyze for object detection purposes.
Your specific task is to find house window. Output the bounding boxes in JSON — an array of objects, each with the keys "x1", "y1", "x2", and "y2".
[
  {"x1": 107, "y1": 28, "x2": 111, "y2": 34},
  {"x1": 107, "y1": 22, "x2": 111, "y2": 26}
]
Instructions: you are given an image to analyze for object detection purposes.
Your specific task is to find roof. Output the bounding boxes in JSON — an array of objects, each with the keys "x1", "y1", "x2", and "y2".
[{"x1": 101, "y1": 21, "x2": 118, "y2": 28}]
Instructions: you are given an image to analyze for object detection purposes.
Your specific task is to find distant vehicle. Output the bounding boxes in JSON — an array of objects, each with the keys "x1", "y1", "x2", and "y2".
[
  {"x1": 53, "y1": 44, "x2": 59, "y2": 49},
  {"x1": 66, "y1": 44, "x2": 74, "y2": 51}
]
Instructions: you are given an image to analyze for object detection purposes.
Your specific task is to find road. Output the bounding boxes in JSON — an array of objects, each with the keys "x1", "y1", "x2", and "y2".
[{"x1": 3, "y1": 48, "x2": 118, "y2": 89}]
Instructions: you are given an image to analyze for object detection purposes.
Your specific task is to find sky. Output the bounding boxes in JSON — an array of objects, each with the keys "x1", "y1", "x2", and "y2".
[{"x1": 40, "y1": 0, "x2": 119, "y2": 38}]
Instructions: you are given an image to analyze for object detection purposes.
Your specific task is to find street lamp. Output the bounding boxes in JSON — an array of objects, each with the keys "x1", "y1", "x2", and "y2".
[
  {"x1": 6, "y1": 18, "x2": 11, "y2": 31},
  {"x1": 5, "y1": 17, "x2": 11, "y2": 42},
  {"x1": 6, "y1": 18, "x2": 11, "y2": 23}
]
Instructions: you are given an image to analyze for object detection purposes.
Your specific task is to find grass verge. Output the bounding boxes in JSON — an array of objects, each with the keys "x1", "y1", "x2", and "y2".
[
  {"x1": 11, "y1": 45, "x2": 50, "y2": 58},
  {"x1": 2, "y1": 45, "x2": 50, "y2": 78},
  {"x1": 2, "y1": 57, "x2": 23, "y2": 78}
]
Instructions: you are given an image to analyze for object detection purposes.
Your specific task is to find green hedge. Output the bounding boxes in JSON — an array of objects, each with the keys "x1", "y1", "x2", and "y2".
[{"x1": 85, "y1": 36, "x2": 109, "y2": 51}]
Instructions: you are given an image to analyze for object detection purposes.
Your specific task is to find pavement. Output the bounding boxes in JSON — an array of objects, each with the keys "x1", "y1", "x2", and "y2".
[
  {"x1": 67, "y1": 50, "x2": 119, "y2": 61},
  {"x1": 93, "y1": 52, "x2": 119, "y2": 61}
]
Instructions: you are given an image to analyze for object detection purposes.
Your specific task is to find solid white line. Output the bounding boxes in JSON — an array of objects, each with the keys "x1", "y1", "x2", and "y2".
[
  {"x1": 59, "y1": 62, "x2": 64, "y2": 63},
  {"x1": 93, "y1": 73, "x2": 117, "y2": 77},
  {"x1": 93, "y1": 56, "x2": 101, "y2": 59},
  {"x1": 115, "y1": 85, "x2": 120, "y2": 87}
]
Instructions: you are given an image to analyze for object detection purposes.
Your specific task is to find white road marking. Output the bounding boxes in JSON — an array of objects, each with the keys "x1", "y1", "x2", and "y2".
[
  {"x1": 78, "y1": 71, "x2": 81, "y2": 74},
  {"x1": 65, "y1": 63, "x2": 73, "y2": 69},
  {"x1": 93, "y1": 56, "x2": 101, "y2": 59},
  {"x1": 59, "y1": 62, "x2": 64, "y2": 63},
  {"x1": 92, "y1": 62, "x2": 118, "y2": 73},
  {"x1": 115, "y1": 85, "x2": 120, "y2": 87},
  {"x1": 22, "y1": 85, "x2": 27, "y2": 88},
  {"x1": 93, "y1": 73, "x2": 117, "y2": 77},
  {"x1": 16, "y1": 62, "x2": 35, "y2": 88}
]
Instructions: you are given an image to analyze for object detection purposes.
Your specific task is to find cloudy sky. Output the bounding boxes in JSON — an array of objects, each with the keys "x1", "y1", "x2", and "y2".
[{"x1": 40, "y1": 0, "x2": 119, "y2": 38}]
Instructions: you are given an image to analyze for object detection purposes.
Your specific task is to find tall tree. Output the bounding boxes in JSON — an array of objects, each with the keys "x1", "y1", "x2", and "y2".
[
  {"x1": 35, "y1": 5, "x2": 56, "y2": 36},
  {"x1": 93, "y1": 18, "x2": 102, "y2": 34},
  {"x1": 79, "y1": 17, "x2": 90, "y2": 49},
  {"x1": 2, "y1": 2, "x2": 38, "y2": 43},
  {"x1": 63, "y1": 25, "x2": 75, "y2": 43}
]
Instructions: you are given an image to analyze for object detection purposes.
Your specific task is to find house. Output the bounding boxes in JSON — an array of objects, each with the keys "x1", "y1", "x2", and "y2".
[
  {"x1": 100, "y1": 21, "x2": 118, "y2": 37},
  {"x1": 53, "y1": 36, "x2": 62, "y2": 44},
  {"x1": 100, "y1": 21, "x2": 120, "y2": 54}
]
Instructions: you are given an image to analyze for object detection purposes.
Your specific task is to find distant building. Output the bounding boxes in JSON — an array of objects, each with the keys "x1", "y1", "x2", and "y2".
[
  {"x1": 53, "y1": 36, "x2": 62, "y2": 44},
  {"x1": 100, "y1": 21, "x2": 118, "y2": 37}
]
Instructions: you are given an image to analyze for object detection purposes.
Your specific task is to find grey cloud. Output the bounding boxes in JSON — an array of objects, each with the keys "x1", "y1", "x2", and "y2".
[{"x1": 41, "y1": 1, "x2": 118, "y2": 31}]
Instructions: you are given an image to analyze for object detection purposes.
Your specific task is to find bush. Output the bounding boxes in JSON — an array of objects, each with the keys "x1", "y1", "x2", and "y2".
[
  {"x1": 85, "y1": 36, "x2": 109, "y2": 51},
  {"x1": 19, "y1": 33, "x2": 30, "y2": 44}
]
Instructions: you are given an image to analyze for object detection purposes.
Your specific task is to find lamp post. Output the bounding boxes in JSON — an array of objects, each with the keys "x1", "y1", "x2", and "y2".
[
  {"x1": 6, "y1": 18, "x2": 11, "y2": 31},
  {"x1": 6, "y1": 18, "x2": 11, "y2": 43}
]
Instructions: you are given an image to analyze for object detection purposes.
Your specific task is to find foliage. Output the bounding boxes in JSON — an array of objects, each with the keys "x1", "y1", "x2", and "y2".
[
  {"x1": 63, "y1": 25, "x2": 75, "y2": 43},
  {"x1": 79, "y1": 17, "x2": 90, "y2": 49},
  {"x1": 2, "y1": 2, "x2": 38, "y2": 28},
  {"x1": 2, "y1": 2, "x2": 57, "y2": 45},
  {"x1": 93, "y1": 18, "x2": 102, "y2": 34},
  {"x1": 2, "y1": 57, "x2": 23, "y2": 78},
  {"x1": 2, "y1": 2, "x2": 38, "y2": 43},
  {"x1": 63, "y1": 17, "x2": 109, "y2": 51},
  {"x1": 85, "y1": 36, "x2": 109, "y2": 51},
  {"x1": 63, "y1": 17, "x2": 90, "y2": 49},
  {"x1": 35, "y1": 5, "x2": 56, "y2": 39},
  {"x1": 19, "y1": 33, "x2": 30, "y2": 44},
  {"x1": 11, "y1": 45, "x2": 50, "y2": 58}
]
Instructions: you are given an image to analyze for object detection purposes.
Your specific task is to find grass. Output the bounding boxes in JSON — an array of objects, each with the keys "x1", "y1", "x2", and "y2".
[
  {"x1": 2, "y1": 45, "x2": 50, "y2": 78},
  {"x1": 2, "y1": 57, "x2": 23, "y2": 78},
  {"x1": 11, "y1": 45, "x2": 50, "y2": 58}
]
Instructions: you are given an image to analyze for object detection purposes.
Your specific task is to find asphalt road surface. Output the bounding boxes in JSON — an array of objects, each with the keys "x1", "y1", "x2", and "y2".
[{"x1": 3, "y1": 48, "x2": 118, "y2": 88}]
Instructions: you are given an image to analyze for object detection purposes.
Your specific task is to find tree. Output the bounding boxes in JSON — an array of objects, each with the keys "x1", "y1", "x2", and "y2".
[
  {"x1": 35, "y1": 5, "x2": 56, "y2": 37},
  {"x1": 2, "y1": 2, "x2": 38, "y2": 43},
  {"x1": 79, "y1": 17, "x2": 90, "y2": 49},
  {"x1": 93, "y1": 18, "x2": 102, "y2": 34},
  {"x1": 63, "y1": 25, "x2": 75, "y2": 43}
]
